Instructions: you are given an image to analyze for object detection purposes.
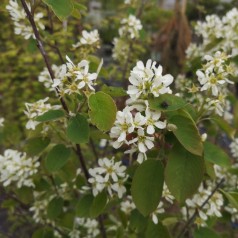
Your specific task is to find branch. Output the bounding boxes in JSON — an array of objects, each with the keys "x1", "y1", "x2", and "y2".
[
  {"x1": 177, "y1": 178, "x2": 225, "y2": 238},
  {"x1": 20, "y1": 0, "x2": 69, "y2": 113}
]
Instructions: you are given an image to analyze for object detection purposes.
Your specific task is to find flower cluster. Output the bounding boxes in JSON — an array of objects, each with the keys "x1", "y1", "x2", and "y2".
[
  {"x1": 119, "y1": 14, "x2": 142, "y2": 39},
  {"x1": 110, "y1": 60, "x2": 171, "y2": 163},
  {"x1": 186, "y1": 8, "x2": 238, "y2": 59},
  {"x1": 38, "y1": 64, "x2": 67, "y2": 92},
  {"x1": 24, "y1": 97, "x2": 61, "y2": 130},
  {"x1": 181, "y1": 183, "x2": 224, "y2": 227},
  {"x1": 6, "y1": 0, "x2": 44, "y2": 40},
  {"x1": 88, "y1": 157, "x2": 127, "y2": 198},
  {"x1": 69, "y1": 217, "x2": 100, "y2": 238},
  {"x1": 72, "y1": 29, "x2": 100, "y2": 49},
  {"x1": 229, "y1": 138, "x2": 238, "y2": 159},
  {"x1": 52, "y1": 56, "x2": 99, "y2": 95},
  {"x1": 127, "y1": 60, "x2": 173, "y2": 100},
  {"x1": 0, "y1": 149, "x2": 39, "y2": 188},
  {"x1": 112, "y1": 37, "x2": 130, "y2": 61}
]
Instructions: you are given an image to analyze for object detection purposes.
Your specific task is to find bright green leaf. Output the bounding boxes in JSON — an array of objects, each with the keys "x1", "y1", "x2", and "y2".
[
  {"x1": 101, "y1": 85, "x2": 127, "y2": 97},
  {"x1": 149, "y1": 94, "x2": 187, "y2": 111},
  {"x1": 88, "y1": 92, "x2": 117, "y2": 132},
  {"x1": 66, "y1": 114, "x2": 89, "y2": 144},
  {"x1": 131, "y1": 160, "x2": 164, "y2": 216},
  {"x1": 25, "y1": 137, "x2": 50, "y2": 156},
  {"x1": 47, "y1": 197, "x2": 64, "y2": 219},
  {"x1": 36, "y1": 110, "x2": 65, "y2": 122},
  {"x1": 45, "y1": 144, "x2": 71, "y2": 172},
  {"x1": 204, "y1": 141, "x2": 231, "y2": 168},
  {"x1": 165, "y1": 143, "x2": 205, "y2": 203},
  {"x1": 169, "y1": 113, "x2": 203, "y2": 156},
  {"x1": 43, "y1": 0, "x2": 74, "y2": 20}
]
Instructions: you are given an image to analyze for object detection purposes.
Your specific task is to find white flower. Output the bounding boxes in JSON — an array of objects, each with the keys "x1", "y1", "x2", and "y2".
[
  {"x1": 73, "y1": 29, "x2": 100, "y2": 48},
  {"x1": 151, "y1": 202, "x2": 165, "y2": 224},
  {"x1": 0, "y1": 118, "x2": 4, "y2": 128},
  {"x1": 129, "y1": 128, "x2": 154, "y2": 153},
  {"x1": 145, "y1": 108, "x2": 166, "y2": 134},
  {"x1": 120, "y1": 196, "x2": 136, "y2": 214},
  {"x1": 6, "y1": 0, "x2": 44, "y2": 39},
  {"x1": 0, "y1": 149, "x2": 40, "y2": 188},
  {"x1": 88, "y1": 157, "x2": 127, "y2": 198},
  {"x1": 162, "y1": 183, "x2": 174, "y2": 204},
  {"x1": 112, "y1": 37, "x2": 130, "y2": 61},
  {"x1": 119, "y1": 15, "x2": 142, "y2": 39},
  {"x1": 230, "y1": 138, "x2": 238, "y2": 159},
  {"x1": 24, "y1": 97, "x2": 61, "y2": 130},
  {"x1": 127, "y1": 60, "x2": 173, "y2": 100}
]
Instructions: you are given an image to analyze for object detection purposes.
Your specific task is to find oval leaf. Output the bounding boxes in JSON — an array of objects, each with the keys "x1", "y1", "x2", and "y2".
[
  {"x1": 76, "y1": 194, "x2": 94, "y2": 217},
  {"x1": 204, "y1": 141, "x2": 231, "y2": 168},
  {"x1": 165, "y1": 143, "x2": 205, "y2": 203},
  {"x1": 36, "y1": 110, "x2": 65, "y2": 122},
  {"x1": 43, "y1": 0, "x2": 74, "y2": 20},
  {"x1": 149, "y1": 94, "x2": 187, "y2": 111},
  {"x1": 88, "y1": 92, "x2": 117, "y2": 132},
  {"x1": 90, "y1": 191, "x2": 107, "y2": 218},
  {"x1": 25, "y1": 137, "x2": 50, "y2": 156},
  {"x1": 47, "y1": 197, "x2": 64, "y2": 219},
  {"x1": 131, "y1": 160, "x2": 164, "y2": 216},
  {"x1": 45, "y1": 144, "x2": 71, "y2": 172},
  {"x1": 67, "y1": 114, "x2": 89, "y2": 144},
  {"x1": 145, "y1": 221, "x2": 171, "y2": 238},
  {"x1": 169, "y1": 113, "x2": 203, "y2": 156}
]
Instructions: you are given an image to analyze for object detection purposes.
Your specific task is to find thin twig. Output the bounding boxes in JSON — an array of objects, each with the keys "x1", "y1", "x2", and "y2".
[
  {"x1": 177, "y1": 178, "x2": 225, "y2": 238},
  {"x1": 90, "y1": 138, "x2": 99, "y2": 162}
]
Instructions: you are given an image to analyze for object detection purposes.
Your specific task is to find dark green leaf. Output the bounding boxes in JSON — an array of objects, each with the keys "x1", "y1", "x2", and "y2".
[
  {"x1": 88, "y1": 92, "x2": 117, "y2": 132},
  {"x1": 43, "y1": 0, "x2": 74, "y2": 20},
  {"x1": 45, "y1": 144, "x2": 71, "y2": 172},
  {"x1": 25, "y1": 137, "x2": 50, "y2": 156},
  {"x1": 67, "y1": 114, "x2": 89, "y2": 144},
  {"x1": 36, "y1": 110, "x2": 65, "y2": 122},
  {"x1": 32, "y1": 227, "x2": 54, "y2": 238},
  {"x1": 47, "y1": 197, "x2": 64, "y2": 219},
  {"x1": 204, "y1": 141, "x2": 231, "y2": 168},
  {"x1": 169, "y1": 112, "x2": 203, "y2": 156},
  {"x1": 220, "y1": 190, "x2": 238, "y2": 210},
  {"x1": 76, "y1": 194, "x2": 94, "y2": 217},
  {"x1": 165, "y1": 143, "x2": 204, "y2": 203},
  {"x1": 129, "y1": 209, "x2": 148, "y2": 232},
  {"x1": 131, "y1": 160, "x2": 164, "y2": 216},
  {"x1": 90, "y1": 191, "x2": 107, "y2": 218},
  {"x1": 145, "y1": 221, "x2": 171, "y2": 238},
  {"x1": 194, "y1": 227, "x2": 220, "y2": 238},
  {"x1": 149, "y1": 94, "x2": 187, "y2": 111}
]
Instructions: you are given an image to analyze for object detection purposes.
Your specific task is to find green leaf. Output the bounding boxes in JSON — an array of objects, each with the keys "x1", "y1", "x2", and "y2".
[
  {"x1": 76, "y1": 194, "x2": 94, "y2": 217},
  {"x1": 204, "y1": 141, "x2": 231, "y2": 168},
  {"x1": 66, "y1": 114, "x2": 89, "y2": 144},
  {"x1": 220, "y1": 190, "x2": 238, "y2": 210},
  {"x1": 169, "y1": 112, "x2": 203, "y2": 156},
  {"x1": 145, "y1": 221, "x2": 171, "y2": 238},
  {"x1": 101, "y1": 85, "x2": 127, "y2": 97},
  {"x1": 90, "y1": 191, "x2": 107, "y2": 218},
  {"x1": 131, "y1": 160, "x2": 164, "y2": 216},
  {"x1": 211, "y1": 116, "x2": 236, "y2": 139},
  {"x1": 32, "y1": 227, "x2": 54, "y2": 238},
  {"x1": 129, "y1": 209, "x2": 148, "y2": 232},
  {"x1": 36, "y1": 110, "x2": 65, "y2": 122},
  {"x1": 165, "y1": 143, "x2": 204, "y2": 203},
  {"x1": 25, "y1": 137, "x2": 50, "y2": 156},
  {"x1": 149, "y1": 94, "x2": 188, "y2": 111},
  {"x1": 43, "y1": 0, "x2": 74, "y2": 20},
  {"x1": 47, "y1": 197, "x2": 64, "y2": 219},
  {"x1": 194, "y1": 227, "x2": 220, "y2": 238},
  {"x1": 45, "y1": 144, "x2": 71, "y2": 172},
  {"x1": 88, "y1": 92, "x2": 117, "y2": 132}
]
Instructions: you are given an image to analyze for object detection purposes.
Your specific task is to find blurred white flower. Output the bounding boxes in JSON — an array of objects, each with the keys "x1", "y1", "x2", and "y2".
[{"x1": 0, "y1": 118, "x2": 4, "y2": 128}]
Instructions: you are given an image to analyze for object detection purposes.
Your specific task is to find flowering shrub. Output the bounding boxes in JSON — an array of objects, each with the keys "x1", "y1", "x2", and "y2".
[{"x1": 1, "y1": 0, "x2": 238, "y2": 237}]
